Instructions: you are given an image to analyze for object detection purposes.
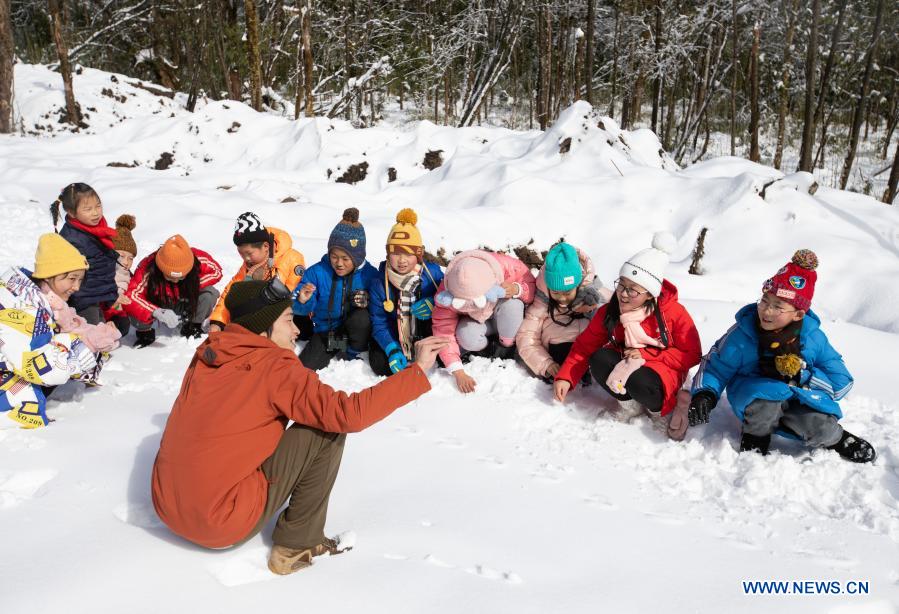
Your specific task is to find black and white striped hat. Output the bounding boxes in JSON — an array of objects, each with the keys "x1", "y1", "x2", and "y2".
[{"x1": 233, "y1": 212, "x2": 270, "y2": 246}]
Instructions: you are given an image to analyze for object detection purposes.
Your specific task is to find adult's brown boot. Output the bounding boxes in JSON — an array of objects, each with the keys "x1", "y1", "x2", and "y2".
[{"x1": 268, "y1": 537, "x2": 352, "y2": 575}]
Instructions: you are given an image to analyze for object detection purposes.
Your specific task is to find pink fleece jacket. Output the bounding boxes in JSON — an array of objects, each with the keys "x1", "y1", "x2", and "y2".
[
  {"x1": 40, "y1": 284, "x2": 121, "y2": 353},
  {"x1": 432, "y1": 251, "x2": 536, "y2": 368}
]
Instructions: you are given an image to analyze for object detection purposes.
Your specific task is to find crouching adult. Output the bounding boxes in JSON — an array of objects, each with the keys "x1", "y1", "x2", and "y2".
[{"x1": 151, "y1": 279, "x2": 447, "y2": 575}]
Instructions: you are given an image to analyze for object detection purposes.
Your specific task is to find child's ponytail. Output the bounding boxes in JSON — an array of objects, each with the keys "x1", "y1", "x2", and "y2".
[{"x1": 50, "y1": 182, "x2": 100, "y2": 230}]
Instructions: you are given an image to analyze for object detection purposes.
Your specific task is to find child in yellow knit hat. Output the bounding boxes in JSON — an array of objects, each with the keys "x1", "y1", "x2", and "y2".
[{"x1": 367, "y1": 209, "x2": 444, "y2": 376}]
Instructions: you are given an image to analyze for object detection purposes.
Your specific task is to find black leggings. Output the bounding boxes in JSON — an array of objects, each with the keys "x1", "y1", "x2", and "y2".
[
  {"x1": 590, "y1": 348, "x2": 664, "y2": 412},
  {"x1": 298, "y1": 308, "x2": 371, "y2": 371},
  {"x1": 369, "y1": 320, "x2": 434, "y2": 376}
]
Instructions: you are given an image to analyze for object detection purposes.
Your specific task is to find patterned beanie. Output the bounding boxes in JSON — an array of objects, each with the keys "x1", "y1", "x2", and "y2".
[
  {"x1": 225, "y1": 280, "x2": 291, "y2": 334},
  {"x1": 155, "y1": 235, "x2": 195, "y2": 280},
  {"x1": 763, "y1": 249, "x2": 818, "y2": 311},
  {"x1": 544, "y1": 242, "x2": 582, "y2": 292},
  {"x1": 112, "y1": 214, "x2": 137, "y2": 256},
  {"x1": 386, "y1": 208, "x2": 423, "y2": 258},
  {"x1": 233, "y1": 212, "x2": 270, "y2": 246},
  {"x1": 328, "y1": 207, "x2": 366, "y2": 268}
]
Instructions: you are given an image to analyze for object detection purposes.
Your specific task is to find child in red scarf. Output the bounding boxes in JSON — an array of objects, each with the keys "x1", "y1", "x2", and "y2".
[{"x1": 52, "y1": 183, "x2": 122, "y2": 325}]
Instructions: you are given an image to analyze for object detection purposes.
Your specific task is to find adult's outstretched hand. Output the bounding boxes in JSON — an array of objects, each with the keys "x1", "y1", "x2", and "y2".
[{"x1": 413, "y1": 336, "x2": 450, "y2": 372}]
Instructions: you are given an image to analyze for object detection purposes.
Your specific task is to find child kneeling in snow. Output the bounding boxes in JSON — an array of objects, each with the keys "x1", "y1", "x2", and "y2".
[
  {"x1": 368, "y1": 209, "x2": 444, "y2": 376},
  {"x1": 688, "y1": 250, "x2": 875, "y2": 462},
  {"x1": 124, "y1": 234, "x2": 223, "y2": 347},
  {"x1": 209, "y1": 212, "x2": 306, "y2": 333},
  {"x1": 553, "y1": 233, "x2": 702, "y2": 441},
  {"x1": 432, "y1": 249, "x2": 536, "y2": 393},
  {"x1": 516, "y1": 241, "x2": 611, "y2": 382},
  {"x1": 292, "y1": 208, "x2": 378, "y2": 370},
  {"x1": 103, "y1": 213, "x2": 139, "y2": 336},
  {"x1": 0, "y1": 234, "x2": 119, "y2": 428}
]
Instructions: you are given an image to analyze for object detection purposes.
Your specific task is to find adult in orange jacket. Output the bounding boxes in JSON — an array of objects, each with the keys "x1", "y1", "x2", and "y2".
[
  {"x1": 209, "y1": 212, "x2": 306, "y2": 331},
  {"x1": 151, "y1": 278, "x2": 447, "y2": 575}
]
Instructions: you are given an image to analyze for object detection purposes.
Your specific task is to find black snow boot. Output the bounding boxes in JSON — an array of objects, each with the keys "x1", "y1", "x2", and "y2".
[
  {"x1": 134, "y1": 328, "x2": 156, "y2": 348},
  {"x1": 180, "y1": 322, "x2": 204, "y2": 339},
  {"x1": 492, "y1": 342, "x2": 516, "y2": 361},
  {"x1": 739, "y1": 432, "x2": 771, "y2": 455},
  {"x1": 827, "y1": 430, "x2": 876, "y2": 463}
]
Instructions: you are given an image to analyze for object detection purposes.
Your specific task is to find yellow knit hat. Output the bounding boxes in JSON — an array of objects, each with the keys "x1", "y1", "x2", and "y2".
[
  {"x1": 155, "y1": 234, "x2": 195, "y2": 279},
  {"x1": 386, "y1": 208, "x2": 423, "y2": 257},
  {"x1": 33, "y1": 233, "x2": 89, "y2": 279}
]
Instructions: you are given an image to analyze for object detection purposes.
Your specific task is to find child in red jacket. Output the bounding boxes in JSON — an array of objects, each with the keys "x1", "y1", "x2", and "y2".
[
  {"x1": 124, "y1": 234, "x2": 223, "y2": 347},
  {"x1": 554, "y1": 233, "x2": 702, "y2": 440}
]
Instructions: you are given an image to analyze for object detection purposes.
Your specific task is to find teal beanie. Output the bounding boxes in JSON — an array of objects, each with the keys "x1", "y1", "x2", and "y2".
[{"x1": 544, "y1": 243, "x2": 582, "y2": 291}]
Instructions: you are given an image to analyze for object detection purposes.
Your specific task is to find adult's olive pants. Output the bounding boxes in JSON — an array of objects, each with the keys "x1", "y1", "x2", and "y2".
[{"x1": 238, "y1": 424, "x2": 346, "y2": 549}]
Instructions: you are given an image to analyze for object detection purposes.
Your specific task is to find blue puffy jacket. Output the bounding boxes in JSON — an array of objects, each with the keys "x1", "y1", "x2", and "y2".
[
  {"x1": 692, "y1": 304, "x2": 853, "y2": 421},
  {"x1": 60, "y1": 222, "x2": 120, "y2": 309},
  {"x1": 368, "y1": 261, "x2": 444, "y2": 353},
  {"x1": 292, "y1": 255, "x2": 378, "y2": 333}
]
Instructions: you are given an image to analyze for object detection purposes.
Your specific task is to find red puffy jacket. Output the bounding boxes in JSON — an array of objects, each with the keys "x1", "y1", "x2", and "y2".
[{"x1": 555, "y1": 280, "x2": 702, "y2": 415}]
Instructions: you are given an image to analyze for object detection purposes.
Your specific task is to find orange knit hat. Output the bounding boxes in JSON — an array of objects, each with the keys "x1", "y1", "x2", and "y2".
[{"x1": 155, "y1": 235, "x2": 195, "y2": 279}]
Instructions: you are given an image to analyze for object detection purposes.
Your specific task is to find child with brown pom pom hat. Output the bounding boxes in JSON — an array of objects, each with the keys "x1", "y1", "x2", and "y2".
[
  {"x1": 104, "y1": 214, "x2": 138, "y2": 335},
  {"x1": 291, "y1": 208, "x2": 378, "y2": 370},
  {"x1": 688, "y1": 249, "x2": 875, "y2": 463}
]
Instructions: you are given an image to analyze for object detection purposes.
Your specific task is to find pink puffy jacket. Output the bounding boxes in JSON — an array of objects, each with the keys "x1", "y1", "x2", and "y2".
[
  {"x1": 433, "y1": 251, "x2": 536, "y2": 368},
  {"x1": 516, "y1": 248, "x2": 611, "y2": 377}
]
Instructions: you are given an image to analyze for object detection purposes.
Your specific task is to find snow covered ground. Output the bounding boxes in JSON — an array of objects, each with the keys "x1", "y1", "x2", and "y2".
[{"x1": 1, "y1": 64, "x2": 898, "y2": 613}]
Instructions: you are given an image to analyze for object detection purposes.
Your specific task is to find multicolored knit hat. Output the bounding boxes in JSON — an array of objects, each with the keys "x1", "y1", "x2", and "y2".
[
  {"x1": 763, "y1": 249, "x2": 818, "y2": 311},
  {"x1": 112, "y1": 214, "x2": 137, "y2": 256},
  {"x1": 544, "y1": 242, "x2": 582, "y2": 292},
  {"x1": 328, "y1": 207, "x2": 366, "y2": 268},
  {"x1": 233, "y1": 212, "x2": 271, "y2": 246},
  {"x1": 386, "y1": 208, "x2": 423, "y2": 258}
]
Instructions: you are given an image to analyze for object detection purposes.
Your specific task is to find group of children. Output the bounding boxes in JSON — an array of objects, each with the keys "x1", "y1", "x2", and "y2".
[{"x1": 0, "y1": 183, "x2": 876, "y2": 464}]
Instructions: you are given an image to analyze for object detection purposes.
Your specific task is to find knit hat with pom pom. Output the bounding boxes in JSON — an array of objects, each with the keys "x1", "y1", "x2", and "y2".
[
  {"x1": 327, "y1": 207, "x2": 366, "y2": 268},
  {"x1": 763, "y1": 249, "x2": 818, "y2": 311},
  {"x1": 386, "y1": 208, "x2": 424, "y2": 258},
  {"x1": 112, "y1": 214, "x2": 138, "y2": 256},
  {"x1": 619, "y1": 232, "x2": 677, "y2": 298}
]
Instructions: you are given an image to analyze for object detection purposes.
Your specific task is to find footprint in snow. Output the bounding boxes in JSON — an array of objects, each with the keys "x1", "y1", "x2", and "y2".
[
  {"x1": 642, "y1": 511, "x2": 687, "y2": 526},
  {"x1": 582, "y1": 494, "x2": 618, "y2": 511},
  {"x1": 112, "y1": 502, "x2": 165, "y2": 529},
  {"x1": 0, "y1": 469, "x2": 57, "y2": 509},
  {"x1": 208, "y1": 546, "x2": 275, "y2": 587},
  {"x1": 424, "y1": 554, "x2": 455, "y2": 568},
  {"x1": 477, "y1": 455, "x2": 507, "y2": 468},
  {"x1": 395, "y1": 425, "x2": 421, "y2": 437},
  {"x1": 715, "y1": 532, "x2": 761, "y2": 551},
  {"x1": 437, "y1": 437, "x2": 466, "y2": 449},
  {"x1": 465, "y1": 564, "x2": 523, "y2": 584}
]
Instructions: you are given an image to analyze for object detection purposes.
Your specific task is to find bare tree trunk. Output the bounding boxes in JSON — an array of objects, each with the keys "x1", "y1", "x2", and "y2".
[
  {"x1": 585, "y1": 0, "x2": 594, "y2": 105},
  {"x1": 773, "y1": 0, "x2": 800, "y2": 169},
  {"x1": 798, "y1": 0, "x2": 819, "y2": 172},
  {"x1": 48, "y1": 0, "x2": 81, "y2": 127},
  {"x1": 574, "y1": 27, "x2": 585, "y2": 102},
  {"x1": 537, "y1": 3, "x2": 551, "y2": 129},
  {"x1": 839, "y1": 0, "x2": 885, "y2": 190},
  {"x1": 0, "y1": 0, "x2": 13, "y2": 133},
  {"x1": 302, "y1": 0, "x2": 314, "y2": 116},
  {"x1": 885, "y1": 136, "x2": 899, "y2": 204},
  {"x1": 729, "y1": 0, "x2": 737, "y2": 155},
  {"x1": 813, "y1": 0, "x2": 848, "y2": 135},
  {"x1": 244, "y1": 0, "x2": 263, "y2": 111},
  {"x1": 651, "y1": 0, "x2": 662, "y2": 134},
  {"x1": 749, "y1": 21, "x2": 761, "y2": 162},
  {"x1": 609, "y1": 5, "x2": 619, "y2": 118}
]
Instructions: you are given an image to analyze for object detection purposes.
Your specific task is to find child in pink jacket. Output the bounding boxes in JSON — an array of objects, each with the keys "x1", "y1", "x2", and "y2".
[
  {"x1": 516, "y1": 242, "x2": 612, "y2": 382},
  {"x1": 432, "y1": 249, "x2": 536, "y2": 393}
]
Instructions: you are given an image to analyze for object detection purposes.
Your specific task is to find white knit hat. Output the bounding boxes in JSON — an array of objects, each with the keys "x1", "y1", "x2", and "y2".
[{"x1": 618, "y1": 232, "x2": 677, "y2": 297}]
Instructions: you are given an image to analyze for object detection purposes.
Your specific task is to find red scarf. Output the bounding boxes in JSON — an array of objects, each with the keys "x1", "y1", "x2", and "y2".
[{"x1": 66, "y1": 215, "x2": 117, "y2": 250}]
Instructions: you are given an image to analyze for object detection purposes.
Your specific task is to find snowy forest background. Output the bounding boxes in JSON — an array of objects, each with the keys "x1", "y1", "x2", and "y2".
[{"x1": 0, "y1": 0, "x2": 897, "y2": 201}]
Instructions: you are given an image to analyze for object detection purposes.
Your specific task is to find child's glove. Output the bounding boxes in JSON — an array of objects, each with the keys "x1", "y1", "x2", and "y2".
[
  {"x1": 350, "y1": 289, "x2": 369, "y2": 309},
  {"x1": 385, "y1": 342, "x2": 408, "y2": 374},
  {"x1": 485, "y1": 285, "x2": 506, "y2": 303},
  {"x1": 575, "y1": 286, "x2": 601, "y2": 307},
  {"x1": 688, "y1": 390, "x2": 718, "y2": 426},
  {"x1": 411, "y1": 298, "x2": 434, "y2": 320},
  {"x1": 153, "y1": 308, "x2": 179, "y2": 329},
  {"x1": 71, "y1": 341, "x2": 98, "y2": 375}
]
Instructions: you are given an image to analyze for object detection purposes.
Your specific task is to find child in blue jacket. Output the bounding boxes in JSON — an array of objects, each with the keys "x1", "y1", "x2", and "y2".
[
  {"x1": 51, "y1": 183, "x2": 121, "y2": 324},
  {"x1": 688, "y1": 250, "x2": 874, "y2": 463},
  {"x1": 292, "y1": 208, "x2": 377, "y2": 370},
  {"x1": 368, "y1": 209, "x2": 444, "y2": 376}
]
